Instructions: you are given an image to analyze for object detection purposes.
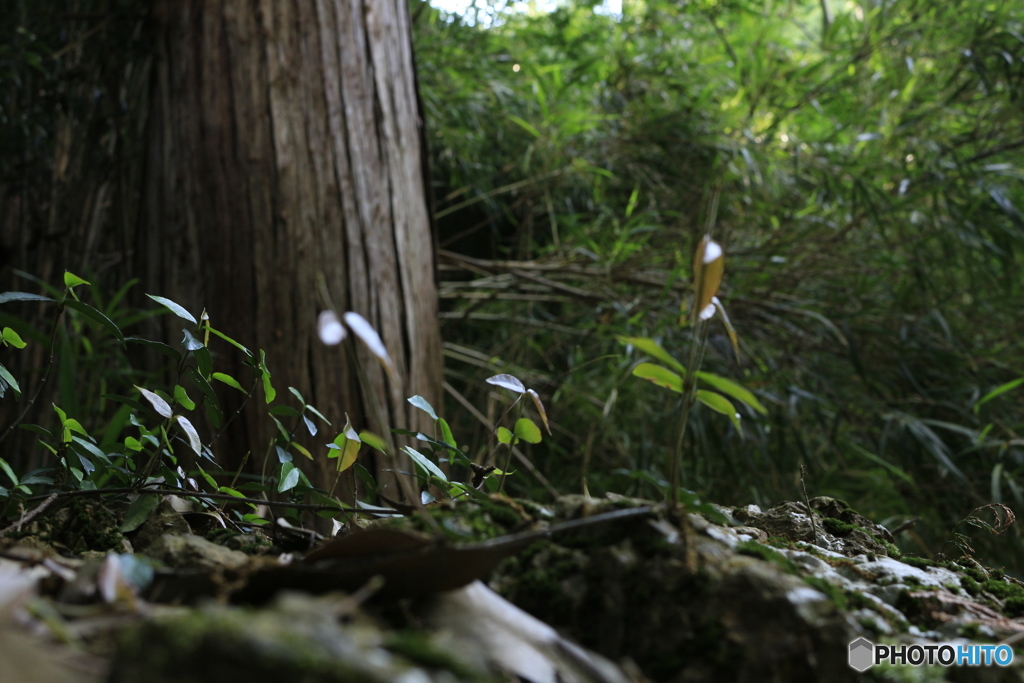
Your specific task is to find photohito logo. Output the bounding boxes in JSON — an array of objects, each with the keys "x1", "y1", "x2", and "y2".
[{"x1": 848, "y1": 638, "x2": 1013, "y2": 671}]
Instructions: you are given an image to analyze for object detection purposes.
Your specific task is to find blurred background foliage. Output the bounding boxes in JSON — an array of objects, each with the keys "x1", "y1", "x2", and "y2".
[
  {"x1": 1, "y1": 0, "x2": 1023, "y2": 569},
  {"x1": 415, "y1": 0, "x2": 1024, "y2": 566}
]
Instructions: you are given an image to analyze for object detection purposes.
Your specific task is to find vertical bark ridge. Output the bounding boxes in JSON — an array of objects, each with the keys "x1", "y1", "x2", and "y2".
[{"x1": 145, "y1": 0, "x2": 442, "y2": 499}]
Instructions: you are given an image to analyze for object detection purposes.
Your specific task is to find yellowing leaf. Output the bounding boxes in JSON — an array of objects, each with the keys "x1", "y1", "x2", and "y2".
[
  {"x1": 526, "y1": 389, "x2": 551, "y2": 434},
  {"x1": 692, "y1": 235, "x2": 724, "y2": 323}
]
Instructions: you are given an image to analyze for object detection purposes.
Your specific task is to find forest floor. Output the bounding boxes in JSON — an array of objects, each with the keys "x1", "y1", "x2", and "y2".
[{"x1": 2, "y1": 490, "x2": 1024, "y2": 682}]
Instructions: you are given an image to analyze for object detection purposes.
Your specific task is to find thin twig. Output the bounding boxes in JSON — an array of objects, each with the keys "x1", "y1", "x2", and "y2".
[{"x1": 0, "y1": 492, "x2": 60, "y2": 537}]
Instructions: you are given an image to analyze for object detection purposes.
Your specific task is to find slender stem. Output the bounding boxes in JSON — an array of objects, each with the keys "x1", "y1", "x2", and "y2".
[
  {"x1": 0, "y1": 303, "x2": 66, "y2": 446},
  {"x1": 671, "y1": 319, "x2": 709, "y2": 504}
]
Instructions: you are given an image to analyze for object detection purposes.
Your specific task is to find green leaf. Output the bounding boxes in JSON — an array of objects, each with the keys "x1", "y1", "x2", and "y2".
[
  {"x1": 181, "y1": 329, "x2": 204, "y2": 352},
  {"x1": 120, "y1": 494, "x2": 160, "y2": 532},
  {"x1": 268, "y1": 405, "x2": 302, "y2": 418},
  {"x1": 146, "y1": 294, "x2": 197, "y2": 324},
  {"x1": 259, "y1": 349, "x2": 276, "y2": 404},
  {"x1": 695, "y1": 372, "x2": 767, "y2": 415},
  {"x1": 497, "y1": 426, "x2": 515, "y2": 445},
  {"x1": 696, "y1": 390, "x2": 741, "y2": 432},
  {"x1": 0, "y1": 363, "x2": 20, "y2": 397},
  {"x1": 508, "y1": 114, "x2": 542, "y2": 138},
  {"x1": 124, "y1": 436, "x2": 143, "y2": 452},
  {"x1": 212, "y1": 372, "x2": 246, "y2": 392},
  {"x1": 63, "y1": 271, "x2": 90, "y2": 288},
  {"x1": 2, "y1": 327, "x2": 26, "y2": 348},
  {"x1": 290, "y1": 442, "x2": 313, "y2": 460},
  {"x1": 359, "y1": 430, "x2": 388, "y2": 453},
  {"x1": 124, "y1": 337, "x2": 182, "y2": 361},
  {"x1": 0, "y1": 292, "x2": 54, "y2": 305},
  {"x1": 288, "y1": 387, "x2": 305, "y2": 405},
  {"x1": 0, "y1": 457, "x2": 18, "y2": 487},
  {"x1": 278, "y1": 462, "x2": 300, "y2": 492},
  {"x1": 173, "y1": 385, "x2": 196, "y2": 411},
  {"x1": 305, "y1": 404, "x2": 331, "y2": 426},
  {"x1": 204, "y1": 325, "x2": 253, "y2": 358},
  {"x1": 513, "y1": 418, "x2": 542, "y2": 444},
  {"x1": 217, "y1": 486, "x2": 249, "y2": 500},
  {"x1": 71, "y1": 436, "x2": 110, "y2": 464},
  {"x1": 439, "y1": 418, "x2": 457, "y2": 452},
  {"x1": 403, "y1": 446, "x2": 447, "y2": 483},
  {"x1": 632, "y1": 363, "x2": 683, "y2": 392},
  {"x1": 136, "y1": 386, "x2": 173, "y2": 419},
  {"x1": 975, "y1": 376, "x2": 1024, "y2": 414},
  {"x1": 617, "y1": 336, "x2": 686, "y2": 374},
  {"x1": 408, "y1": 395, "x2": 439, "y2": 420},
  {"x1": 64, "y1": 299, "x2": 125, "y2": 345},
  {"x1": 176, "y1": 415, "x2": 202, "y2": 456},
  {"x1": 241, "y1": 514, "x2": 270, "y2": 526}
]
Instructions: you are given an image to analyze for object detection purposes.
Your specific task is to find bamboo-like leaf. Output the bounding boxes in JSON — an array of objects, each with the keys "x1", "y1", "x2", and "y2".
[
  {"x1": 486, "y1": 373, "x2": 526, "y2": 394},
  {"x1": 695, "y1": 371, "x2": 767, "y2": 415},
  {"x1": 691, "y1": 235, "x2": 724, "y2": 323},
  {"x1": 616, "y1": 336, "x2": 686, "y2": 374},
  {"x1": 359, "y1": 430, "x2": 388, "y2": 453},
  {"x1": 632, "y1": 363, "x2": 683, "y2": 393},
  {"x1": 696, "y1": 390, "x2": 741, "y2": 431},
  {"x1": 975, "y1": 376, "x2": 1024, "y2": 414}
]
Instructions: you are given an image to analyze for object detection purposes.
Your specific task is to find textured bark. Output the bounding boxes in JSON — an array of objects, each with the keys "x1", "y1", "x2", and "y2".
[{"x1": 143, "y1": 0, "x2": 442, "y2": 497}]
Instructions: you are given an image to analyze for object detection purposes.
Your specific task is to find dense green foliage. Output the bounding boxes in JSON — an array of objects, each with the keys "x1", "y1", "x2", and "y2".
[
  {"x1": 1, "y1": 0, "x2": 1023, "y2": 569},
  {"x1": 416, "y1": 0, "x2": 1024, "y2": 564}
]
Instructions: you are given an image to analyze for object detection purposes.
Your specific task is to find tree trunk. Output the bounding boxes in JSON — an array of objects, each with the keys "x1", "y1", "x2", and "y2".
[{"x1": 142, "y1": 0, "x2": 442, "y2": 499}]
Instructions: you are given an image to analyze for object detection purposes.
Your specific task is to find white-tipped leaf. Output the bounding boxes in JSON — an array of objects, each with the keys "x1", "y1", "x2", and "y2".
[{"x1": 317, "y1": 310, "x2": 346, "y2": 345}]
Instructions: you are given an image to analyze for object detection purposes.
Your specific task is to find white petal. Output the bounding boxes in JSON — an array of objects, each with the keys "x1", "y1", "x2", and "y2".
[
  {"x1": 317, "y1": 310, "x2": 346, "y2": 345},
  {"x1": 698, "y1": 303, "x2": 717, "y2": 320}
]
